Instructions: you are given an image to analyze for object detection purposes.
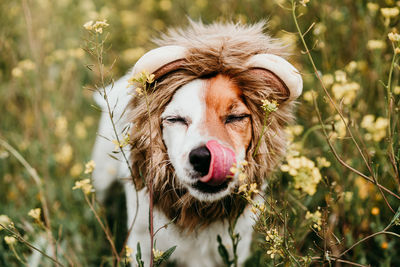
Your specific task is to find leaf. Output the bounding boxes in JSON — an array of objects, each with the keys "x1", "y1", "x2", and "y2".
[
  {"x1": 136, "y1": 242, "x2": 144, "y2": 267},
  {"x1": 217, "y1": 235, "x2": 231, "y2": 266}
]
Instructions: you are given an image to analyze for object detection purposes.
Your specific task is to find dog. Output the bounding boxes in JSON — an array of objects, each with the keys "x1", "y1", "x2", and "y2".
[{"x1": 91, "y1": 21, "x2": 302, "y2": 266}]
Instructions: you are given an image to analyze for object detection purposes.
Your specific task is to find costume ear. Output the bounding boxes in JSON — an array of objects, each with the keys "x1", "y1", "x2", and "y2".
[
  {"x1": 246, "y1": 54, "x2": 303, "y2": 102},
  {"x1": 131, "y1": 45, "x2": 187, "y2": 80}
]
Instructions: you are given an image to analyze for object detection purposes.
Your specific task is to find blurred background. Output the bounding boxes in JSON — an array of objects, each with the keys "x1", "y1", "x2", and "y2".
[{"x1": 0, "y1": 0, "x2": 399, "y2": 266}]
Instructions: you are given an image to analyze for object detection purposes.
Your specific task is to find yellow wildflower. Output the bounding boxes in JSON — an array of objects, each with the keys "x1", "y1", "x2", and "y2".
[
  {"x1": 282, "y1": 155, "x2": 322, "y2": 195},
  {"x1": 371, "y1": 207, "x2": 380, "y2": 216},
  {"x1": 135, "y1": 87, "x2": 143, "y2": 96},
  {"x1": 306, "y1": 210, "x2": 322, "y2": 231},
  {"x1": 83, "y1": 20, "x2": 94, "y2": 30},
  {"x1": 55, "y1": 144, "x2": 73, "y2": 165},
  {"x1": 381, "y1": 7, "x2": 399, "y2": 18},
  {"x1": 11, "y1": 67, "x2": 23, "y2": 78},
  {"x1": 125, "y1": 245, "x2": 133, "y2": 262},
  {"x1": 322, "y1": 74, "x2": 334, "y2": 86},
  {"x1": 367, "y1": 3, "x2": 379, "y2": 13},
  {"x1": 381, "y1": 242, "x2": 388, "y2": 249},
  {"x1": 153, "y1": 248, "x2": 164, "y2": 261},
  {"x1": 303, "y1": 90, "x2": 317, "y2": 103},
  {"x1": 72, "y1": 179, "x2": 94, "y2": 194},
  {"x1": 0, "y1": 215, "x2": 12, "y2": 231},
  {"x1": 4, "y1": 236, "x2": 17, "y2": 245},
  {"x1": 361, "y1": 115, "x2": 388, "y2": 142},
  {"x1": 394, "y1": 86, "x2": 400, "y2": 95},
  {"x1": 388, "y1": 32, "x2": 400, "y2": 42},
  {"x1": 238, "y1": 184, "x2": 248, "y2": 193},
  {"x1": 367, "y1": 40, "x2": 386, "y2": 50},
  {"x1": 261, "y1": 99, "x2": 279, "y2": 113},
  {"x1": 299, "y1": 0, "x2": 310, "y2": 6},
  {"x1": 55, "y1": 116, "x2": 68, "y2": 138},
  {"x1": 84, "y1": 160, "x2": 96, "y2": 174},
  {"x1": 265, "y1": 228, "x2": 283, "y2": 259},
  {"x1": 70, "y1": 163, "x2": 83, "y2": 177},
  {"x1": 316, "y1": 157, "x2": 331, "y2": 168},
  {"x1": 75, "y1": 122, "x2": 87, "y2": 139},
  {"x1": 28, "y1": 208, "x2": 41, "y2": 221}
]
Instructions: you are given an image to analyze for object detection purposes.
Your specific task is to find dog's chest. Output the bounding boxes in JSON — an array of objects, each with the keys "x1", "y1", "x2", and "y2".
[{"x1": 124, "y1": 184, "x2": 254, "y2": 267}]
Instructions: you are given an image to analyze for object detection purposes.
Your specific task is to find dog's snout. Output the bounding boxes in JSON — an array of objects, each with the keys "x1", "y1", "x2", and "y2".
[{"x1": 189, "y1": 146, "x2": 211, "y2": 176}]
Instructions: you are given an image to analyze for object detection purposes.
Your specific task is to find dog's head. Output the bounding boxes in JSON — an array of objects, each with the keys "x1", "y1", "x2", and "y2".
[{"x1": 128, "y1": 21, "x2": 302, "y2": 227}]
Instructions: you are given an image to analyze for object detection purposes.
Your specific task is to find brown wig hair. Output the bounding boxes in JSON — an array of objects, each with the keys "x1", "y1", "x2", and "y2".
[{"x1": 128, "y1": 21, "x2": 297, "y2": 231}]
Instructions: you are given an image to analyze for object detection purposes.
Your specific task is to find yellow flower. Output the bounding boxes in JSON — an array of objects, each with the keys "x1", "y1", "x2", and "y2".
[
  {"x1": 306, "y1": 210, "x2": 322, "y2": 231},
  {"x1": 282, "y1": 155, "x2": 322, "y2": 196},
  {"x1": 83, "y1": 20, "x2": 94, "y2": 30},
  {"x1": 93, "y1": 19, "x2": 109, "y2": 34},
  {"x1": 361, "y1": 115, "x2": 388, "y2": 142},
  {"x1": 367, "y1": 3, "x2": 379, "y2": 13},
  {"x1": 125, "y1": 245, "x2": 133, "y2": 262},
  {"x1": 4, "y1": 236, "x2": 17, "y2": 245},
  {"x1": 249, "y1": 183, "x2": 259, "y2": 194},
  {"x1": 72, "y1": 179, "x2": 94, "y2": 194},
  {"x1": 299, "y1": 0, "x2": 310, "y2": 6},
  {"x1": 394, "y1": 86, "x2": 400, "y2": 95},
  {"x1": 75, "y1": 122, "x2": 87, "y2": 139},
  {"x1": 0, "y1": 215, "x2": 12, "y2": 231},
  {"x1": 322, "y1": 74, "x2": 334, "y2": 86},
  {"x1": 395, "y1": 48, "x2": 400, "y2": 54},
  {"x1": 303, "y1": 90, "x2": 317, "y2": 103},
  {"x1": 317, "y1": 157, "x2": 331, "y2": 168},
  {"x1": 238, "y1": 184, "x2": 248, "y2": 193},
  {"x1": 153, "y1": 248, "x2": 164, "y2": 261},
  {"x1": 159, "y1": 0, "x2": 172, "y2": 11},
  {"x1": 11, "y1": 67, "x2": 23, "y2": 78},
  {"x1": 388, "y1": 32, "x2": 400, "y2": 42},
  {"x1": 55, "y1": 144, "x2": 73, "y2": 165},
  {"x1": 84, "y1": 160, "x2": 96, "y2": 174},
  {"x1": 261, "y1": 99, "x2": 279, "y2": 113},
  {"x1": 381, "y1": 242, "x2": 388, "y2": 249},
  {"x1": 55, "y1": 116, "x2": 68, "y2": 138},
  {"x1": 367, "y1": 40, "x2": 386, "y2": 50},
  {"x1": 28, "y1": 208, "x2": 41, "y2": 221},
  {"x1": 371, "y1": 207, "x2": 380, "y2": 216},
  {"x1": 70, "y1": 163, "x2": 83, "y2": 177},
  {"x1": 135, "y1": 87, "x2": 143, "y2": 96},
  {"x1": 381, "y1": 7, "x2": 399, "y2": 18}
]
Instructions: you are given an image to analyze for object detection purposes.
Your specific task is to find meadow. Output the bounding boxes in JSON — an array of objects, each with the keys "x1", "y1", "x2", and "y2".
[{"x1": 0, "y1": 0, "x2": 400, "y2": 266}]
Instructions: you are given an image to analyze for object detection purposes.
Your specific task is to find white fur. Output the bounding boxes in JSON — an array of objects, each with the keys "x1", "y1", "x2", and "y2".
[
  {"x1": 161, "y1": 79, "x2": 245, "y2": 202},
  {"x1": 124, "y1": 181, "x2": 254, "y2": 267},
  {"x1": 93, "y1": 77, "x2": 252, "y2": 266}
]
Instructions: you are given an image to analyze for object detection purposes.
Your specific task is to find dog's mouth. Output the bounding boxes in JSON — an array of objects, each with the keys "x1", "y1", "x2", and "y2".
[{"x1": 192, "y1": 180, "x2": 229, "y2": 194}]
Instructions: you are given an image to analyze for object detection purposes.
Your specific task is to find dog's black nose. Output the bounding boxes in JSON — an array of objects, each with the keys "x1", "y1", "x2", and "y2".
[{"x1": 189, "y1": 146, "x2": 211, "y2": 177}]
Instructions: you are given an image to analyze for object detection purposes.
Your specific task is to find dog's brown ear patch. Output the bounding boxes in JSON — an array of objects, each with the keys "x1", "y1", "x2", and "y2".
[
  {"x1": 247, "y1": 68, "x2": 290, "y2": 102},
  {"x1": 152, "y1": 59, "x2": 186, "y2": 81}
]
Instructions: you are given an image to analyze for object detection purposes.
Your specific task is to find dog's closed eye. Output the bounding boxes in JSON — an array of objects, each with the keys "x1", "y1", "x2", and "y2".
[
  {"x1": 163, "y1": 116, "x2": 189, "y2": 125},
  {"x1": 224, "y1": 114, "x2": 250, "y2": 124}
]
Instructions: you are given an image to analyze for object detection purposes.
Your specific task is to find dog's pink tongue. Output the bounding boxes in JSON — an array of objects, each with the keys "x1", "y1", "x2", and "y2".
[{"x1": 199, "y1": 140, "x2": 236, "y2": 186}]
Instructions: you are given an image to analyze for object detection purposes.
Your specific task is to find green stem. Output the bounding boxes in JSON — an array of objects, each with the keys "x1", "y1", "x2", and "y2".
[{"x1": 253, "y1": 112, "x2": 269, "y2": 157}]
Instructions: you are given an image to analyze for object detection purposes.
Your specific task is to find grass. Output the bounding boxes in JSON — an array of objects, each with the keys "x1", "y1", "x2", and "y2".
[{"x1": 1, "y1": 0, "x2": 400, "y2": 266}]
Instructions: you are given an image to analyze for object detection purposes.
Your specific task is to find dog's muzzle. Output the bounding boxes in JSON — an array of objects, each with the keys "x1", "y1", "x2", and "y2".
[{"x1": 189, "y1": 140, "x2": 236, "y2": 186}]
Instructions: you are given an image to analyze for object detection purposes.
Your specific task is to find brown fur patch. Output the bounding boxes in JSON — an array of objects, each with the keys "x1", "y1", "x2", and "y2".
[
  {"x1": 204, "y1": 75, "x2": 252, "y2": 153},
  {"x1": 127, "y1": 21, "x2": 297, "y2": 231}
]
